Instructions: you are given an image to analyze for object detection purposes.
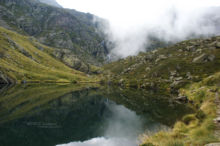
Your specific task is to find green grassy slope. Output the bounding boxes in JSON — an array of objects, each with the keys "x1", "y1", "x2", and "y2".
[
  {"x1": 0, "y1": 26, "x2": 97, "y2": 83},
  {"x1": 104, "y1": 36, "x2": 220, "y2": 92}
]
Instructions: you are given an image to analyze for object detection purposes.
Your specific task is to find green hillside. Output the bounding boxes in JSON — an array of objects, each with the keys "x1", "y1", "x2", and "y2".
[
  {"x1": 104, "y1": 36, "x2": 220, "y2": 92},
  {"x1": 0, "y1": 26, "x2": 98, "y2": 84}
]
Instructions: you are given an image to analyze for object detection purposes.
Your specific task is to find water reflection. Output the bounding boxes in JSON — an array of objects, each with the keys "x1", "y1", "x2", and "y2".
[{"x1": 0, "y1": 84, "x2": 193, "y2": 146}]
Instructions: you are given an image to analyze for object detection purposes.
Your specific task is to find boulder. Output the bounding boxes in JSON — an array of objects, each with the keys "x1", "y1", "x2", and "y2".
[
  {"x1": 205, "y1": 143, "x2": 220, "y2": 146},
  {"x1": 155, "y1": 55, "x2": 167, "y2": 63},
  {"x1": 176, "y1": 95, "x2": 188, "y2": 103},
  {"x1": 216, "y1": 42, "x2": 220, "y2": 48},
  {"x1": 214, "y1": 117, "x2": 220, "y2": 123},
  {"x1": 119, "y1": 79, "x2": 124, "y2": 85},
  {"x1": 193, "y1": 53, "x2": 215, "y2": 63},
  {"x1": 186, "y1": 72, "x2": 192, "y2": 80},
  {"x1": 175, "y1": 77, "x2": 183, "y2": 81},
  {"x1": 170, "y1": 70, "x2": 177, "y2": 76}
]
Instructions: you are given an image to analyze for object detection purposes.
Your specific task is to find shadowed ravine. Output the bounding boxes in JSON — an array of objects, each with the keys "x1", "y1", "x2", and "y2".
[{"x1": 0, "y1": 84, "x2": 193, "y2": 146}]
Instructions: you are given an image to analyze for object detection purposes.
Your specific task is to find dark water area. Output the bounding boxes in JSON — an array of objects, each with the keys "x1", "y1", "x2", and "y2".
[{"x1": 0, "y1": 84, "x2": 193, "y2": 146}]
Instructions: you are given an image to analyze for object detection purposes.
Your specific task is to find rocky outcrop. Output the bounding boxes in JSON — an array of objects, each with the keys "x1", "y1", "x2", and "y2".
[
  {"x1": 53, "y1": 49, "x2": 90, "y2": 73},
  {"x1": 193, "y1": 53, "x2": 215, "y2": 63}
]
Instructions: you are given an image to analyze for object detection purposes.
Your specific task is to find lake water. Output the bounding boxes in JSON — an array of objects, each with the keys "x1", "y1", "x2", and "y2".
[{"x1": 0, "y1": 84, "x2": 193, "y2": 146}]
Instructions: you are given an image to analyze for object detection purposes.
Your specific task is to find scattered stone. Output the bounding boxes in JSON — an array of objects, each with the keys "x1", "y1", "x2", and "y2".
[
  {"x1": 186, "y1": 72, "x2": 192, "y2": 80},
  {"x1": 155, "y1": 55, "x2": 167, "y2": 63},
  {"x1": 176, "y1": 95, "x2": 188, "y2": 103},
  {"x1": 205, "y1": 143, "x2": 220, "y2": 146},
  {"x1": 193, "y1": 53, "x2": 215, "y2": 63},
  {"x1": 196, "y1": 49, "x2": 202, "y2": 53},
  {"x1": 175, "y1": 77, "x2": 183, "y2": 81},
  {"x1": 214, "y1": 117, "x2": 220, "y2": 123},
  {"x1": 170, "y1": 70, "x2": 177, "y2": 76},
  {"x1": 208, "y1": 55, "x2": 215, "y2": 62},
  {"x1": 119, "y1": 79, "x2": 124, "y2": 85},
  {"x1": 145, "y1": 67, "x2": 151, "y2": 72},
  {"x1": 216, "y1": 42, "x2": 220, "y2": 48}
]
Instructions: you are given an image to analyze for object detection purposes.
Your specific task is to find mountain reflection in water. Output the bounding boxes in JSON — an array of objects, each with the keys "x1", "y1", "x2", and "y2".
[{"x1": 0, "y1": 84, "x2": 193, "y2": 146}]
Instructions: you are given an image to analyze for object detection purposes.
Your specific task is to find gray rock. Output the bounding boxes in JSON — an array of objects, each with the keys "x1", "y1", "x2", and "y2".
[
  {"x1": 193, "y1": 53, "x2": 215, "y2": 63},
  {"x1": 216, "y1": 42, "x2": 220, "y2": 48},
  {"x1": 119, "y1": 79, "x2": 124, "y2": 85},
  {"x1": 175, "y1": 77, "x2": 183, "y2": 81},
  {"x1": 186, "y1": 72, "x2": 192, "y2": 80},
  {"x1": 176, "y1": 95, "x2": 188, "y2": 103},
  {"x1": 205, "y1": 143, "x2": 220, "y2": 146},
  {"x1": 155, "y1": 55, "x2": 167, "y2": 63},
  {"x1": 170, "y1": 70, "x2": 177, "y2": 76},
  {"x1": 170, "y1": 80, "x2": 182, "y2": 88},
  {"x1": 145, "y1": 67, "x2": 151, "y2": 72},
  {"x1": 214, "y1": 117, "x2": 220, "y2": 123},
  {"x1": 208, "y1": 55, "x2": 215, "y2": 62}
]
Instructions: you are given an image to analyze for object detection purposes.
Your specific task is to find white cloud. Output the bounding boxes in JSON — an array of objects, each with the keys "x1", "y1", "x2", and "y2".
[{"x1": 56, "y1": 0, "x2": 220, "y2": 58}]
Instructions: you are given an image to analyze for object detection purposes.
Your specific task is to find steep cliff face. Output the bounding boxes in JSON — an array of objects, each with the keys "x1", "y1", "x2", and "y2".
[{"x1": 0, "y1": 0, "x2": 109, "y2": 65}]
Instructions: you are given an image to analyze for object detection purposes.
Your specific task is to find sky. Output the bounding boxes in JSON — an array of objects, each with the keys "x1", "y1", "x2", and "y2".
[
  {"x1": 56, "y1": 0, "x2": 220, "y2": 58},
  {"x1": 56, "y1": 0, "x2": 220, "y2": 27}
]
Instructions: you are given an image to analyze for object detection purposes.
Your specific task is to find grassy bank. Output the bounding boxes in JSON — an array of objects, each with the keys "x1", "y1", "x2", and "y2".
[{"x1": 140, "y1": 72, "x2": 220, "y2": 146}]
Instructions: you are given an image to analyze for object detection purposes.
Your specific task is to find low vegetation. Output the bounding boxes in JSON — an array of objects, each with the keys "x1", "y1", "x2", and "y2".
[
  {"x1": 0, "y1": 27, "x2": 99, "y2": 83},
  {"x1": 140, "y1": 72, "x2": 220, "y2": 146}
]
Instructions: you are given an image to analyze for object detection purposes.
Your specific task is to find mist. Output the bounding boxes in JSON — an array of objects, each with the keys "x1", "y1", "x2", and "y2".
[
  {"x1": 102, "y1": 5, "x2": 220, "y2": 58},
  {"x1": 57, "y1": 0, "x2": 220, "y2": 58}
]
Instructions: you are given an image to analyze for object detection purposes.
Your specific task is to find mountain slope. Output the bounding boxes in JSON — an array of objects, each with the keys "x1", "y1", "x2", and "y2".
[
  {"x1": 0, "y1": 26, "x2": 97, "y2": 84},
  {"x1": 104, "y1": 36, "x2": 220, "y2": 92},
  {"x1": 0, "y1": 0, "x2": 108, "y2": 65}
]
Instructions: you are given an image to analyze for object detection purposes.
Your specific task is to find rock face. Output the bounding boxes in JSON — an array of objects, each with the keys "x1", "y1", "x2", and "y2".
[
  {"x1": 0, "y1": 0, "x2": 109, "y2": 65},
  {"x1": 53, "y1": 49, "x2": 89, "y2": 73}
]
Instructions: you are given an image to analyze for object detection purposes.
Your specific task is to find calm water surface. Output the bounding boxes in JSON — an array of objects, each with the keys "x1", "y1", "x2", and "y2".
[{"x1": 0, "y1": 84, "x2": 193, "y2": 146}]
